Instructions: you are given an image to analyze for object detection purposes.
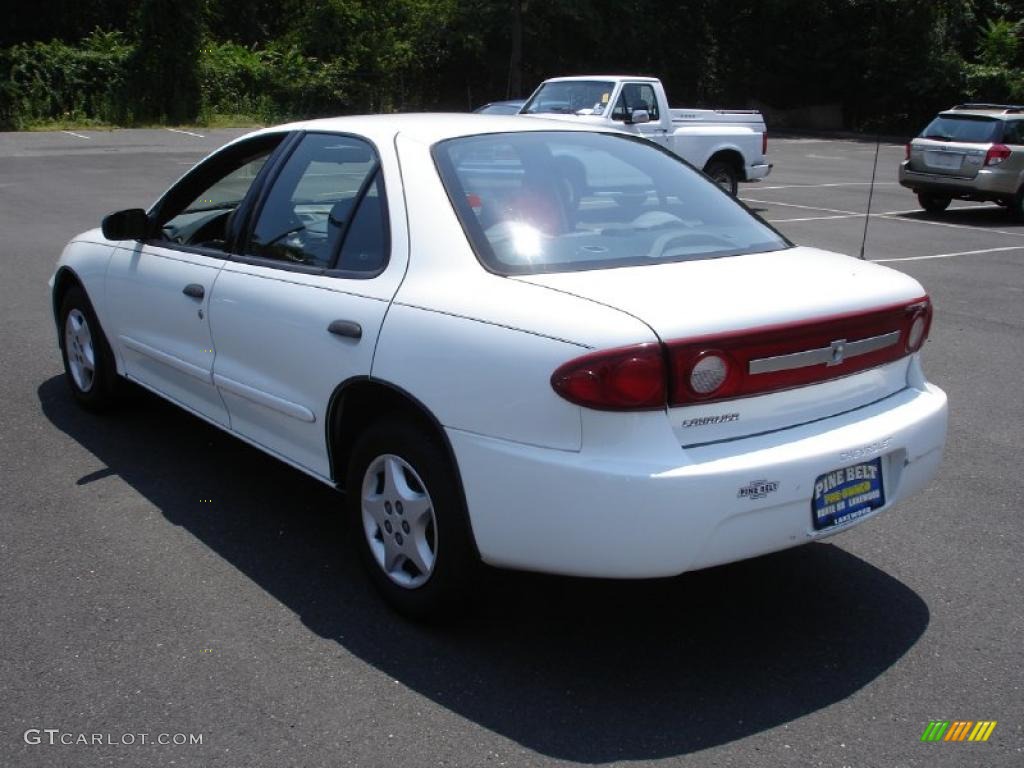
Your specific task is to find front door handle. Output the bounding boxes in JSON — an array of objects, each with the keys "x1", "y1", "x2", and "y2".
[
  {"x1": 327, "y1": 319, "x2": 362, "y2": 340},
  {"x1": 183, "y1": 283, "x2": 205, "y2": 299}
]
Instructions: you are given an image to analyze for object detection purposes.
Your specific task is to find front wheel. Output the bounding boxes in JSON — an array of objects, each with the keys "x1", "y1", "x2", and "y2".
[
  {"x1": 346, "y1": 419, "x2": 478, "y2": 620},
  {"x1": 917, "y1": 193, "x2": 951, "y2": 213},
  {"x1": 703, "y1": 159, "x2": 740, "y2": 196},
  {"x1": 59, "y1": 284, "x2": 119, "y2": 411}
]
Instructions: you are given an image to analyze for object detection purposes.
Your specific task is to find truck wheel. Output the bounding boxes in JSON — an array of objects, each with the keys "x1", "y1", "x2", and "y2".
[
  {"x1": 917, "y1": 193, "x2": 951, "y2": 213},
  {"x1": 59, "y1": 284, "x2": 120, "y2": 411},
  {"x1": 704, "y1": 160, "x2": 740, "y2": 196},
  {"x1": 346, "y1": 418, "x2": 478, "y2": 620}
]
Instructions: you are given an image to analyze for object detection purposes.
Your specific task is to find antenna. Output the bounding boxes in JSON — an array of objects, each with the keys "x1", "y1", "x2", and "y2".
[{"x1": 859, "y1": 134, "x2": 882, "y2": 260}]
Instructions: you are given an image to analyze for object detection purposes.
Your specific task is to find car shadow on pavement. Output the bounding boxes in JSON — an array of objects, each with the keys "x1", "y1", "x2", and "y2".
[{"x1": 39, "y1": 375, "x2": 930, "y2": 762}]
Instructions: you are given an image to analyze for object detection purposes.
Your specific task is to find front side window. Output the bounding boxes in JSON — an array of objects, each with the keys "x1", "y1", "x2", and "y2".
[
  {"x1": 434, "y1": 131, "x2": 788, "y2": 275},
  {"x1": 155, "y1": 135, "x2": 284, "y2": 250},
  {"x1": 612, "y1": 83, "x2": 660, "y2": 122},
  {"x1": 247, "y1": 133, "x2": 387, "y2": 272}
]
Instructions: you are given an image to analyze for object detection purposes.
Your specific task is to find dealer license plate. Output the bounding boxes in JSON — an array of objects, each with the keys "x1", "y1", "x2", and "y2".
[{"x1": 811, "y1": 458, "x2": 885, "y2": 531}]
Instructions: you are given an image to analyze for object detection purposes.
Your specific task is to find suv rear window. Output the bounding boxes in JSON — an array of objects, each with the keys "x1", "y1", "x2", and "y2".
[
  {"x1": 920, "y1": 115, "x2": 1002, "y2": 143},
  {"x1": 433, "y1": 131, "x2": 788, "y2": 275}
]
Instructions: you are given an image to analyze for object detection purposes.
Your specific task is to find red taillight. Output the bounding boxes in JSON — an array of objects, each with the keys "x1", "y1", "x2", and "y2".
[
  {"x1": 762, "y1": 131, "x2": 768, "y2": 156},
  {"x1": 904, "y1": 300, "x2": 932, "y2": 352},
  {"x1": 985, "y1": 144, "x2": 1011, "y2": 166},
  {"x1": 551, "y1": 343, "x2": 665, "y2": 410},
  {"x1": 905, "y1": 142, "x2": 911, "y2": 161}
]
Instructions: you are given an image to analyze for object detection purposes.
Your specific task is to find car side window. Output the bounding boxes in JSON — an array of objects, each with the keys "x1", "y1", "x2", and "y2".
[
  {"x1": 612, "y1": 84, "x2": 660, "y2": 122},
  {"x1": 247, "y1": 133, "x2": 387, "y2": 272},
  {"x1": 155, "y1": 135, "x2": 285, "y2": 251},
  {"x1": 1002, "y1": 120, "x2": 1022, "y2": 145}
]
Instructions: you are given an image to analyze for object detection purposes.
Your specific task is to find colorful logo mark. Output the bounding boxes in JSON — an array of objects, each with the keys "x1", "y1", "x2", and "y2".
[{"x1": 921, "y1": 720, "x2": 997, "y2": 742}]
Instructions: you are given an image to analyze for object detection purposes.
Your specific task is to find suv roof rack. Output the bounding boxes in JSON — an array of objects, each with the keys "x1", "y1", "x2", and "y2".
[{"x1": 951, "y1": 103, "x2": 1024, "y2": 113}]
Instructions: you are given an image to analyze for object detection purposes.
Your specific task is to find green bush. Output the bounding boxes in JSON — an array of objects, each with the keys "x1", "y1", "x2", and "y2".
[
  {"x1": 2, "y1": 29, "x2": 132, "y2": 128},
  {"x1": 197, "y1": 41, "x2": 355, "y2": 123}
]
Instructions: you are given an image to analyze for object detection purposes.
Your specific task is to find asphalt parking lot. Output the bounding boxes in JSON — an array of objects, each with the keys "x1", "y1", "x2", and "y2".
[{"x1": 1, "y1": 127, "x2": 1021, "y2": 768}]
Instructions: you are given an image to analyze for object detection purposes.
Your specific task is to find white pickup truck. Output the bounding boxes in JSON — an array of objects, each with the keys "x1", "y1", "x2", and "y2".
[{"x1": 518, "y1": 75, "x2": 772, "y2": 195}]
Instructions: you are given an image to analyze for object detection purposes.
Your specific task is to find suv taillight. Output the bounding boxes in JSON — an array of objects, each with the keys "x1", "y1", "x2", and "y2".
[
  {"x1": 551, "y1": 298, "x2": 933, "y2": 410},
  {"x1": 762, "y1": 131, "x2": 768, "y2": 156},
  {"x1": 985, "y1": 144, "x2": 1011, "y2": 166},
  {"x1": 905, "y1": 143, "x2": 911, "y2": 161}
]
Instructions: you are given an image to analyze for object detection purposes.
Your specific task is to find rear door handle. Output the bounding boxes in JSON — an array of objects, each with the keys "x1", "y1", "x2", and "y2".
[
  {"x1": 183, "y1": 283, "x2": 205, "y2": 299},
  {"x1": 327, "y1": 320, "x2": 362, "y2": 340}
]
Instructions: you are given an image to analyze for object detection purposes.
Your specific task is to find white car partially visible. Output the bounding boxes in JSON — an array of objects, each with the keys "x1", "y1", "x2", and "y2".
[{"x1": 51, "y1": 114, "x2": 947, "y2": 618}]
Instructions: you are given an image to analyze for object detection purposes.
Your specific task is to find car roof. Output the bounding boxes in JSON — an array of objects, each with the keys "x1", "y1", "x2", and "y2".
[
  {"x1": 239, "y1": 112, "x2": 618, "y2": 146},
  {"x1": 941, "y1": 104, "x2": 1024, "y2": 119},
  {"x1": 539, "y1": 75, "x2": 659, "y2": 83}
]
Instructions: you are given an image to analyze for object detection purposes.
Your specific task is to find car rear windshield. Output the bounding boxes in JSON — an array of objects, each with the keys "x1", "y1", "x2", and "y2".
[
  {"x1": 920, "y1": 115, "x2": 1002, "y2": 143},
  {"x1": 432, "y1": 131, "x2": 789, "y2": 275}
]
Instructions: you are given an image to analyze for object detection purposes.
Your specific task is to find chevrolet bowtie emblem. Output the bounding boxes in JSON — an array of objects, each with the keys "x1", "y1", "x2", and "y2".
[{"x1": 827, "y1": 339, "x2": 846, "y2": 366}]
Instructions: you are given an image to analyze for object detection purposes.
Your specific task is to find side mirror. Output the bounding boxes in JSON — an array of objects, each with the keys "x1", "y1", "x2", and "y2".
[
  {"x1": 627, "y1": 109, "x2": 651, "y2": 125},
  {"x1": 101, "y1": 208, "x2": 149, "y2": 241}
]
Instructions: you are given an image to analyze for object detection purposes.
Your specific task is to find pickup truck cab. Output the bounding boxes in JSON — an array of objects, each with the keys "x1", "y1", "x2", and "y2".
[{"x1": 519, "y1": 75, "x2": 772, "y2": 195}]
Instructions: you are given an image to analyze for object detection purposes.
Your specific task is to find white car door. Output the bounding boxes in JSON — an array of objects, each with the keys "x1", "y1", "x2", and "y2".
[
  {"x1": 209, "y1": 131, "x2": 408, "y2": 478},
  {"x1": 105, "y1": 134, "x2": 287, "y2": 426},
  {"x1": 612, "y1": 82, "x2": 667, "y2": 144}
]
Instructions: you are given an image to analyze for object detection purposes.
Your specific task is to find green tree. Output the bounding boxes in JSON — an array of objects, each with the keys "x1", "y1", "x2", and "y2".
[{"x1": 126, "y1": 0, "x2": 204, "y2": 123}]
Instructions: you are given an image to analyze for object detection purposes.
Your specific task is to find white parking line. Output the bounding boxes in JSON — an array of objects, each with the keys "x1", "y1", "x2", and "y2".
[
  {"x1": 748, "y1": 196, "x2": 1024, "y2": 237},
  {"x1": 165, "y1": 127, "x2": 205, "y2": 138},
  {"x1": 768, "y1": 214, "x2": 858, "y2": 223},
  {"x1": 744, "y1": 198, "x2": 861, "y2": 216},
  {"x1": 870, "y1": 245, "x2": 1024, "y2": 262},
  {"x1": 61, "y1": 130, "x2": 90, "y2": 139},
  {"x1": 754, "y1": 181, "x2": 899, "y2": 191}
]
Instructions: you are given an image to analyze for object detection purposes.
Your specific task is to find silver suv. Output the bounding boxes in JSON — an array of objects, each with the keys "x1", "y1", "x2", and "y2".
[{"x1": 899, "y1": 103, "x2": 1024, "y2": 217}]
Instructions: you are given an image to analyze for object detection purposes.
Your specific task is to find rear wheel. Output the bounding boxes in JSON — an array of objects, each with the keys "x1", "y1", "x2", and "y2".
[
  {"x1": 703, "y1": 159, "x2": 740, "y2": 196},
  {"x1": 346, "y1": 419, "x2": 477, "y2": 620},
  {"x1": 1010, "y1": 188, "x2": 1024, "y2": 221},
  {"x1": 59, "y1": 284, "x2": 119, "y2": 411},
  {"x1": 917, "y1": 192, "x2": 951, "y2": 213}
]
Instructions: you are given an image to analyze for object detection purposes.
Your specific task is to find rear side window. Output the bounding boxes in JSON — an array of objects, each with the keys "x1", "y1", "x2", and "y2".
[
  {"x1": 920, "y1": 115, "x2": 1002, "y2": 143},
  {"x1": 1001, "y1": 120, "x2": 1024, "y2": 144},
  {"x1": 247, "y1": 133, "x2": 388, "y2": 273},
  {"x1": 433, "y1": 131, "x2": 788, "y2": 275}
]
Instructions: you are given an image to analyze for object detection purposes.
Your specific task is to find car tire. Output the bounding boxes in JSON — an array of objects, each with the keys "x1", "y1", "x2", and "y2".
[
  {"x1": 59, "y1": 284, "x2": 120, "y2": 411},
  {"x1": 1009, "y1": 188, "x2": 1024, "y2": 221},
  {"x1": 346, "y1": 418, "x2": 478, "y2": 620},
  {"x1": 917, "y1": 193, "x2": 951, "y2": 213},
  {"x1": 704, "y1": 159, "x2": 740, "y2": 196}
]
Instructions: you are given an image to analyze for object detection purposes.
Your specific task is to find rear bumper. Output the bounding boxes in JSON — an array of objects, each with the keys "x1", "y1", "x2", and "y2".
[
  {"x1": 450, "y1": 381, "x2": 947, "y2": 578},
  {"x1": 899, "y1": 162, "x2": 1018, "y2": 200},
  {"x1": 746, "y1": 162, "x2": 773, "y2": 181}
]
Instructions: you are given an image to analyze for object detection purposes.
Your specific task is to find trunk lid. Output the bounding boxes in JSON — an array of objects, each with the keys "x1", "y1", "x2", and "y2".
[
  {"x1": 517, "y1": 246, "x2": 926, "y2": 444},
  {"x1": 908, "y1": 138, "x2": 987, "y2": 179}
]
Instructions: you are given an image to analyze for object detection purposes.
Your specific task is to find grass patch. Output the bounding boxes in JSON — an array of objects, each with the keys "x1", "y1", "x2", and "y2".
[{"x1": 16, "y1": 112, "x2": 268, "y2": 132}]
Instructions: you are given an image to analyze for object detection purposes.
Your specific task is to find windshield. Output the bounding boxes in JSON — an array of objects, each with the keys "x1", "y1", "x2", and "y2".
[
  {"x1": 433, "y1": 131, "x2": 789, "y2": 275},
  {"x1": 521, "y1": 80, "x2": 615, "y2": 116},
  {"x1": 920, "y1": 115, "x2": 1002, "y2": 143}
]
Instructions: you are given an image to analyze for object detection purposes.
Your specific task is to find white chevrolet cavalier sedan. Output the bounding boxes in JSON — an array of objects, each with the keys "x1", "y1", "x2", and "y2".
[{"x1": 51, "y1": 115, "x2": 948, "y2": 617}]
